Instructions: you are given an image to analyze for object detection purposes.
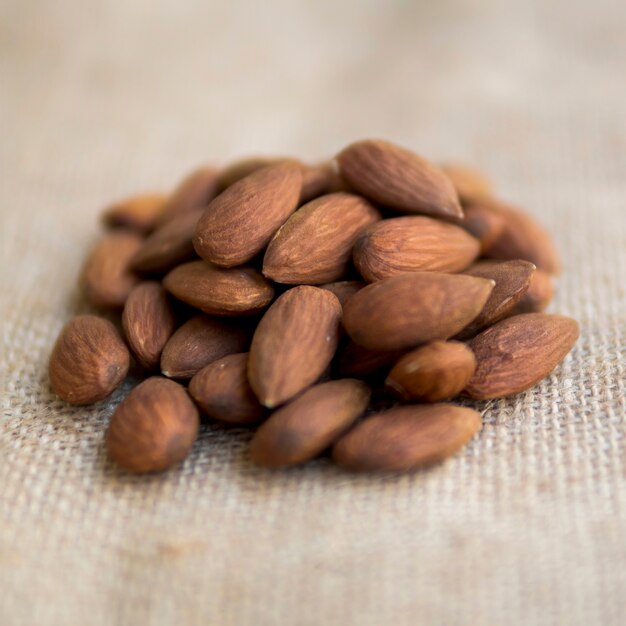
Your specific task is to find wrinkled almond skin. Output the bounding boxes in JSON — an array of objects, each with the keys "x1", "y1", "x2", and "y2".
[
  {"x1": 320, "y1": 281, "x2": 366, "y2": 307},
  {"x1": 81, "y1": 231, "x2": 142, "y2": 308},
  {"x1": 440, "y1": 163, "x2": 492, "y2": 203},
  {"x1": 353, "y1": 216, "x2": 480, "y2": 282},
  {"x1": 458, "y1": 259, "x2": 536, "y2": 338},
  {"x1": 250, "y1": 379, "x2": 371, "y2": 467},
  {"x1": 299, "y1": 161, "x2": 346, "y2": 203},
  {"x1": 163, "y1": 260, "x2": 274, "y2": 316},
  {"x1": 386, "y1": 341, "x2": 476, "y2": 402},
  {"x1": 337, "y1": 139, "x2": 462, "y2": 218},
  {"x1": 263, "y1": 193, "x2": 381, "y2": 284},
  {"x1": 194, "y1": 162, "x2": 303, "y2": 267},
  {"x1": 160, "y1": 314, "x2": 249, "y2": 379},
  {"x1": 216, "y1": 156, "x2": 289, "y2": 191},
  {"x1": 49, "y1": 315, "x2": 130, "y2": 404},
  {"x1": 189, "y1": 353, "x2": 266, "y2": 424},
  {"x1": 342, "y1": 272, "x2": 494, "y2": 352},
  {"x1": 122, "y1": 282, "x2": 177, "y2": 370},
  {"x1": 334, "y1": 340, "x2": 404, "y2": 378},
  {"x1": 510, "y1": 269, "x2": 554, "y2": 314},
  {"x1": 102, "y1": 193, "x2": 167, "y2": 233},
  {"x1": 130, "y1": 209, "x2": 202, "y2": 274},
  {"x1": 464, "y1": 313, "x2": 579, "y2": 400},
  {"x1": 106, "y1": 377, "x2": 199, "y2": 473},
  {"x1": 457, "y1": 203, "x2": 507, "y2": 252},
  {"x1": 248, "y1": 286, "x2": 342, "y2": 408},
  {"x1": 332, "y1": 404, "x2": 482, "y2": 471}
]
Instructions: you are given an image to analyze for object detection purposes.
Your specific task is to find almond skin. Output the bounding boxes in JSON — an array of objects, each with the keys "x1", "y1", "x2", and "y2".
[
  {"x1": 263, "y1": 193, "x2": 381, "y2": 284},
  {"x1": 163, "y1": 260, "x2": 274, "y2": 316},
  {"x1": 457, "y1": 203, "x2": 507, "y2": 252},
  {"x1": 332, "y1": 404, "x2": 482, "y2": 471},
  {"x1": 337, "y1": 139, "x2": 462, "y2": 218},
  {"x1": 81, "y1": 231, "x2": 142, "y2": 308},
  {"x1": 250, "y1": 379, "x2": 371, "y2": 467},
  {"x1": 458, "y1": 259, "x2": 536, "y2": 338},
  {"x1": 510, "y1": 269, "x2": 554, "y2": 314},
  {"x1": 102, "y1": 193, "x2": 167, "y2": 233},
  {"x1": 194, "y1": 162, "x2": 302, "y2": 267},
  {"x1": 216, "y1": 156, "x2": 288, "y2": 191},
  {"x1": 342, "y1": 272, "x2": 494, "y2": 352},
  {"x1": 189, "y1": 353, "x2": 266, "y2": 424},
  {"x1": 49, "y1": 315, "x2": 130, "y2": 404},
  {"x1": 106, "y1": 377, "x2": 199, "y2": 473},
  {"x1": 353, "y1": 216, "x2": 480, "y2": 282},
  {"x1": 299, "y1": 161, "x2": 346, "y2": 203},
  {"x1": 334, "y1": 340, "x2": 404, "y2": 378},
  {"x1": 122, "y1": 282, "x2": 177, "y2": 370},
  {"x1": 440, "y1": 163, "x2": 492, "y2": 203},
  {"x1": 385, "y1": 341, "x2": 476, "y2": 402},
  {"x1": 160, "y1": 314, "x2": 249, "y2": 379},
  {"x1": 248, "y1": 286, "x2": 342, "y2": 408},
  {"x1": 464, "y1": 313, "x2": 579, "y2": 400},
  {"x1": 320, "y1": 281, "x2": 366, "y2": 307}
]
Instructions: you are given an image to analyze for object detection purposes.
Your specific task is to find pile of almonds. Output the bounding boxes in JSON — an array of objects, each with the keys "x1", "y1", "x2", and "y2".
[{"x1": 48, "y1": 140, "x2": 579, "y2": 473}]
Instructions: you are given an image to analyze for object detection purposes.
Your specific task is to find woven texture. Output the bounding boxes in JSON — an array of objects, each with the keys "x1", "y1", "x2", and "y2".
[{"x1": 1, "y1": 1, "x2": 625, "y2": 624}]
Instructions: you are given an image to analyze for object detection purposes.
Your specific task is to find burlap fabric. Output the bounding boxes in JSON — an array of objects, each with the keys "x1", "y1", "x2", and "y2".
[{"x1": 1, "y1": 1, "x2": 625, "y2": 624}]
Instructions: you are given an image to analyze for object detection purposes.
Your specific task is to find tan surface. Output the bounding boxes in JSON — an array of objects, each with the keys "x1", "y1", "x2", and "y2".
[{"x1": 1, "y1": 1, "x2": 625, "y2": 624}]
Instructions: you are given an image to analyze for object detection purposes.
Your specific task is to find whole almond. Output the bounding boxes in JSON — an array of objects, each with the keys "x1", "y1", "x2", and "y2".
[
  {"x1": 122, "y1": 282, "x2": 177, "y2": 370},
  {"x1": 320, "y1": 280, "x2": 366, "y2": 307},
  {"x1": 332, "y1": 404, "x2": 482, "y2": 471},
  {"x1": 299, "y1": 161, "x2": 346, "y2": 203},
  {"x1": 263, "y1": 193, "x2": 381, "y2": 284},
  {"x1": 189, "y1": 353, "x2": 266, "y2": 424},
  {"x1": 130, "y1": 209, "x2": 202, "y2": 274},
  {"x1": 216, "y1": 156, "x2": 289, "y2": 191},
  {"x1": 458, "y1": 203, "x2": 507, "y2": 252},
  {"x1": 337, "y1": 139, "x2": 462, "y2": 218},
  {"x1": 440, "y1": 163, "x2": 492, "y2": 203},
  {"x1": 194, "y1": 162, "x2": 302, "y2": 267},
  {"x1": 458, "y1": 259, "x2": 536, "y2": 338},
  {"x1": 81, "y1": 231, "x2": 142, "y2": 308},
  {"x1": 385, "y1": 341, "x2": 476, "y2": 401},
  {"x1": 335, "y1": 340, "x2": 404, "y2": 378},
  {"x1": 160, "y1": 314, "x2": 249, "y2": 379},
  {"x1": 353, "y1": 216, "x2": 480, "y2": 282},
  {"x1": 49, "y1": 315, "x2": 130, "y2": 404},
  {"x1": 163, "y1": 260, "x2": 274, "y2": 316},
  {"x1": 250, "y1": 379, "x2": 371, "y2": 467},
  {"x1": 342, "y1": 272, "x2": 494, "y2": 351},
  {"x1": 510, "y1": 269, "x2": 554, "y2": 314},
  {"x1": 102, "y1": 193, "x2": 167, "y2": 233},
  {"x1": 464, "y1": 313, "x2": 579, "y2": 400},
  {"x1": 248, "y1": 286, "x2": 342, "y2": 408},
  {"x1": 106, "y1": 377, "x2": 199, "y2": 473}
]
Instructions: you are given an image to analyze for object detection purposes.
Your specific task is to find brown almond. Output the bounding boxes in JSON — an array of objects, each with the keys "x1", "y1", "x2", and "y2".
[
  {"x1": 122, "y1": 282, "x2": 177, "y2": 370},
  {"x1": 194, "y1": 162, "x2": 302, "y2": 267},
  {"x1": 248, "y1": 286, "x2": 342, "y2": 408},
  {"x1": 353, "y1": 216, "x2": 480, "y2": 282},
  {"x1": 342, "y1": 272, "x2": 494, "y2": 351},
  {"x1": 215, "y1": 156, "x2": 289, "y2": 191},
  {"x1": 320, "y1": 281, "x2": 366, "y2": 307},
  {"x1": 130, "y1": 209, "x2": 202, "y2": 274},
  {"x1": 335, "y1": 341, "x2": 404, "y2": 378},
  {"x1": 458, "y1": 259, "x2": 536, "y2": 338},
  {"x1": 81, "y1": 231, "x2": 142, "y2": 308},
  {"x1": 464, "y1": 313, "x2": 579, "y2": 400},
  {"x1": 458, "y1": 203, "x2": 507, "y2": 252},
  {"x1": 49, "y1": 315, "x2": 129, "y2": 404},
  {"x1": 102, "y1": 193, "x2": 167, "y2": 233},
  {"x1": 250, "y1": 379, "x2": 371, "y2": 467},
  {"x1": 160, "y1": 314, "x2": 249, "y2": 379},
  {"x1": 263, "y1": 193, "x2": 381, "y2": 284},
  {"x1": 385, "y1": 341, "x2": 476, "y2": 401},
  {"x1": 337, "y1": 139, "x2": 462, "y2": 218},
  {"x1": 163, "y1": 260, "x2": 274, "y2": 316},
  {"x1": 106, "y1": 377, "x2": 199, "y2": 473},
  {"x1": 299, "y1": 161, "x2": 345, "y2": 203},
  {"x1": 188, "y1": 353, "x2": 266, "y2": 424},
  {"x1": 440, "y1": 163, "x2": 492, "y2": 203},
  {"x1": 510, "y1": 269, "x2": 555, "y2": 314},
  {"x1": 332, "y1": 404, "x2": 482, "y2": 471}
]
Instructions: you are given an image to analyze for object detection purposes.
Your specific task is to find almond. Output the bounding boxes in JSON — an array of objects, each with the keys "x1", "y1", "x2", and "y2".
[
  {"x1": 385, "y1": 341, "x2": 476, "y2": 401},
  {"x1": 122, "y1": 282, "x2": 177, "y2": 370},
  {"x1": 81, "y1": 231, "x2": 142, "y2": 308},
  {"x1": 337, "y1": 139, "x2": 462, "y2": 218},
  {"x1": 49, "y1": 315, "x2": 129, "y2": 404},
  {"x1": 215, "y1": 156, "x2": 288, "y2": 191},
  {"x1": 250, "y1": 379, "x2": 371, "y2": 467},
  {"x1": 102, "y1": 193, "x2": 167, "y2": 233},
  {"x1": 299, "y1": 161, "x2": 346, "y2": 203},
  {"x1": 248, "y1": 286, "x2": 342, "y2": 408},
  {"x1": 263, "y1": 193, "x2": 381, "y2": 284},
  {"x1": 342, "y1": 272, "x2": 494, "y2": 351},
  {"x1": 106, "y1": 377, "x2": 199, "y2": 473},
  {"x1": 194, "y1": 162, "x2": 302, "y2": 267},
  {"x1": 464, "y1": 313, "x2": 579, "y2": 399},
  {"x1": 160, "y1": 314, "x2": 249, "y2": 379},
  {"x1": 458, "y1": 203, "x2": 507, "y2": 252},
  {"x1": 353, "y1": 216, "x2": 480, "y2": 282},
  {"x1": 440, "y1": 163, "x2": 492, "y2": 203},
  {"x1": 189, "y1": 353, "x2": 266, "y2": 424},
  {"x1": 332, "y1": 404, "x2": 482, "y2": 471},
  {"x1": 320, "y1": 280, "x2": 366, "y2": 307},
  {"x1": 334, "y1": 340, "x2": 404, "y2": 378},
  {"x1": 510, "y1": 268, "x2": 554, "y2": 314},
  {"x1": 163, "y1": 260, "x2": 274, "y2": 316}
]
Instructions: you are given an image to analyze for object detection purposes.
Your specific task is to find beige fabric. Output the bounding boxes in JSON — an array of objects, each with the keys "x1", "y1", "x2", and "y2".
[{"x1": 1, "y1": 1, "x2": 625, "y2": 624}]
